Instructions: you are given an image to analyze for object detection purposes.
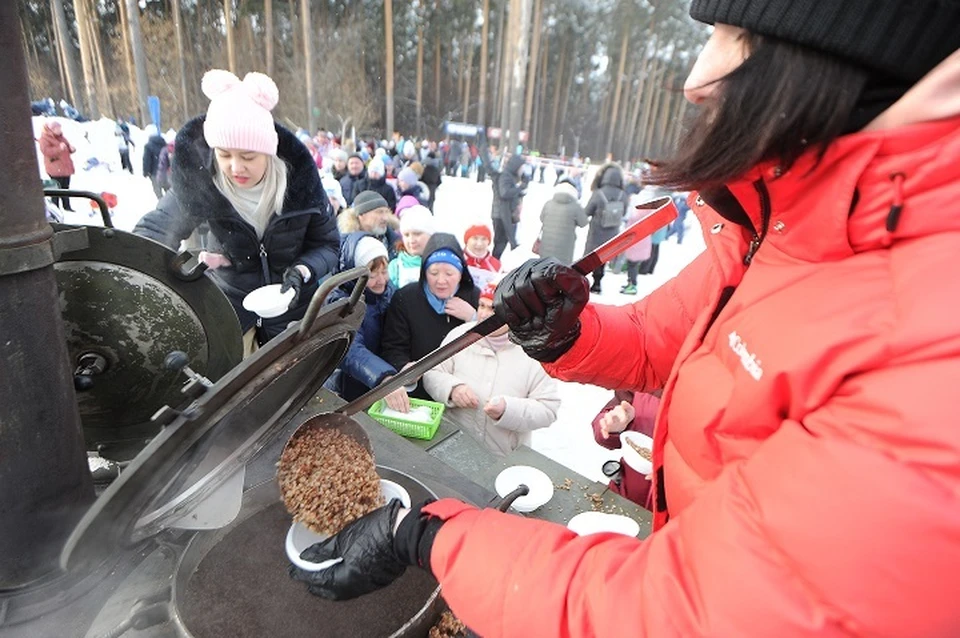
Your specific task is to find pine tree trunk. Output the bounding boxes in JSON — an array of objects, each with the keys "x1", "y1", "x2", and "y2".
[
  {"x1": 73, "y1": 0, "x2": 99, "y2": 118},
  {"x1": 477, "y1": 0, "x2": 490, "y2": 126},
  {"x1": 462, "y1": 38, "x2": 475, "y2": 121},
  {"x1": 522, "y1": 0, "x2": 542, "y2": 136},
  {"x1": 506, "y1": 0, "x2": 532, "y2": 149},
  {"x1": 490, "y1": 0, "x2": 506, "y2": 127},
  {"x1": 416, "y1": 26, "x2": 424, "y2": 135},
  {"x1": 117, "y1": 0, "x2": 138, "y2": 117},
  {"x1": 636, "y1": 61, "x2": 663, "y2": 156},
  {"x1": 50, "y1": 4, "x2": 73, "y2": 105},
  {"x1": 605, "y1": 25, "x2": 630, "y2": 157},
  {"x1": 172, "y1": 0, "x2": 190, "y2": 122},
  {"x1": 498, "y1": 0, "x2": 515, "y2": 136},
  {"x1": 548, "y1": 41, "x2": 566, "y2": 154},
  {"x1": 224, "y1": 0, "x2": 237, "y2": 74},
  {"x1": 622, "y1": 41, "x2": 654, "y2": 163},
  {"x1": 531, "y1": 29, "x2": 548, "y2": 150},
  {"x1": 434, "y1": 37, "x2": 441, "y2": 114},
  {"x1": 125, "y1": 0, "x2": 150, "y2": 125},
  {"x1": 265, "y1": 0, "x2": 274, "y2": 77},
  {"x1": 456, "y1": 39, "x2": 466, "y2": 109},
  {"x1": 653, "y1": 73, "x2": 675, "y2": 156},
  {"x1": 55, "y1": 0, "x2": 81, "y2": 106},
  {"x1": 301, "y1": 0, "x2": 315, "y2": 132},
  {"x1": 85, "y1": 4, "x2": 114, "y2": 117},
  {"x1": 384, "y1": 0, "x2": 395, "y2": 137},
  {"x1": 613, "y1": 52, "x2": 636, "y2": 159},
  {"x1": 50, "y1": 11, "x2": 69, "y2": 101},
  {"x1": 670, "y1": 98, "x2": 688, "y2": 151}
]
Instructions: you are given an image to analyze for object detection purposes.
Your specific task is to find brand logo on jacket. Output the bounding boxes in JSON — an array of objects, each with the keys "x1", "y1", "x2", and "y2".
[{"x1": 728, "y1": 331, "x2": 763, "y2": 381}]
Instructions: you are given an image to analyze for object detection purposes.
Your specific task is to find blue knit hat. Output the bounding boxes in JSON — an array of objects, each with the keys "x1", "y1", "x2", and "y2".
[{"x1": 424, "y1": 249, "x2": 463, "y2": 272}]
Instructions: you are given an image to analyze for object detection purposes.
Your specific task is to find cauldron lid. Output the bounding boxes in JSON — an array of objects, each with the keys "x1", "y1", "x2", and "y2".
[
  {"x1": 53, "y1": 224, "x2": 243, "y2": 455},
  {"x1": 61, "y1": 286, "x2": 366, "y2": 573}
]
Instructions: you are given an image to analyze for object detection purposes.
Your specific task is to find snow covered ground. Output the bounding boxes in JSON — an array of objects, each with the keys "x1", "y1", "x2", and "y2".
[{"x1": 36, "y1": 117, "x2": 703, "y2": 483}]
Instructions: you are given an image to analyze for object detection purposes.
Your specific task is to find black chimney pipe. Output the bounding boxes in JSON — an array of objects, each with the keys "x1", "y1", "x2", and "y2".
[{"x1": 0, "y1": 3, "x2": 94, "y2": 587}]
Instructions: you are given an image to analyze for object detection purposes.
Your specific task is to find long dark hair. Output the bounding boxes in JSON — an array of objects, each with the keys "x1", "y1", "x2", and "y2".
[{"x1": 648, "y1": 33, "x2": 870, "y2": 191}]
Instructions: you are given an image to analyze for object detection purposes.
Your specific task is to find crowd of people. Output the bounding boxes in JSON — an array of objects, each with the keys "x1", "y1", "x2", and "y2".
[
  {"x1": 35, "y1": 66, "x2": 685, "y2": 468},
  {"x1": 107, "y1": 68, "x2": 672, "y2": 467}
]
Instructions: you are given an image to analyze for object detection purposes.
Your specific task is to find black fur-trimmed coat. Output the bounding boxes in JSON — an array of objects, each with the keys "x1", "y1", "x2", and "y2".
[{"x1": 134, "y1": 116, "x2": 340, "y2": 336}]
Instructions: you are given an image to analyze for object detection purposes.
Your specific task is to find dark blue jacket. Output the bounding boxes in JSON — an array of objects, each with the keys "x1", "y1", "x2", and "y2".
[{"x1": 327, "y1": 231, "x2": 397, "y2": 400}]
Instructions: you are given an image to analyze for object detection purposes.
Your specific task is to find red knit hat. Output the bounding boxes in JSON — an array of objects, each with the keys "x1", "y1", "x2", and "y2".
[
  {"x1": 480, "y1": 281, "x2": 497, "y2": 302},
  {"x1": 464, "y1": 224, "x2": 492, "y2": 244}
]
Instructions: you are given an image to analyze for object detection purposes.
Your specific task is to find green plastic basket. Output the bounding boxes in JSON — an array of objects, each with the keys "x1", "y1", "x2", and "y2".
[{"x1": 367, "y1": 398, "x2": 445, "y2": 440}]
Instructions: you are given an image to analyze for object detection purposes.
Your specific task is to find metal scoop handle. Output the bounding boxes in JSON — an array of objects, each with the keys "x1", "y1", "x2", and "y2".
[{"x1": 337, "y1": 196, "x2": 678, "y2": 417}]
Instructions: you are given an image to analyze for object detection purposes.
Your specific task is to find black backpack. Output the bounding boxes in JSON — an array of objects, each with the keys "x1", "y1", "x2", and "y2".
[{"x1": 597, "y1": 190, "x2": 626, "y2": 229}]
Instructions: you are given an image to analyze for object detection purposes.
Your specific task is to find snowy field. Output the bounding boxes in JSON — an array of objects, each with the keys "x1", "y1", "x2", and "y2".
[{"x1": 36, "y1": 116, "x2": 704, "y2": 483}]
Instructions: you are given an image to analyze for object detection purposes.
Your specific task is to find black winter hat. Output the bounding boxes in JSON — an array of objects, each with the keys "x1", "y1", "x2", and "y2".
[{"x1": 689, "y1": 0, "x2": 960, "y2": 82}]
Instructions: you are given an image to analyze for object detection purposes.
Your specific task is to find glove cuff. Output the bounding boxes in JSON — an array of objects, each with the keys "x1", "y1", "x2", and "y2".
[{"x1": 393, "y1": 499, "x2": 443, "y2": 573}]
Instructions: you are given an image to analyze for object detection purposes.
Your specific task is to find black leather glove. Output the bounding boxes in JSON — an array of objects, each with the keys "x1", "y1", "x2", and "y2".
[
  {"x1": 290, "y1": 499, "x2": 406, "y2": 600},
  {"x1": 494, "y1": 258, "x2": 589, "y2": 363},
  {"x1": 289, "y1": 500, "x2": 444, "y2": 601},
  {"x1": 280, "y1": 266, "x2": 305, "y2": 308}
]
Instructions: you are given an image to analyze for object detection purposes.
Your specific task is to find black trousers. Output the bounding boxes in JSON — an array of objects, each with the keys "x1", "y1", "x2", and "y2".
[
  {"x1": 626, "y1": 260, "x2": 640, "y2": 285},
  {"x1": 52, "y1": 175, "x2": 72, "y2": 210},
  {"x1": 119, "y1": 148, "x2": 133, "y2": 173},
  {"x1": 492, "y1": 216, "x2": 517, "y2": 259},
  {"x1": 638, "y1": 243, "x2": 661, "y2": 275},
  {"x1": 592, "y1": 265, "x2": 605, "y2": 287}
]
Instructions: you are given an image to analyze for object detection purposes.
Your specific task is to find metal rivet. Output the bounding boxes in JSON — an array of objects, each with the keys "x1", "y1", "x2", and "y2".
[
  {"x1": 710, "y1": 223, "x2": 723, "y2": 234},
  {"x1": 773, "y1": 221, "x2": 786, "y2": 233},
  {"x1": 696, "y1": 196, "x2": 705, "y2": 207},
  {"x1": 772, "y1": 166, "x2": 783, "y2": 178}
]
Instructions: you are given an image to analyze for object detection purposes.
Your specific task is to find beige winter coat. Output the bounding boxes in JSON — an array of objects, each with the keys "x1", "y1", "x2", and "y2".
[{"x1": 423, "y1": 322, "x2": 561, "y2": 457}]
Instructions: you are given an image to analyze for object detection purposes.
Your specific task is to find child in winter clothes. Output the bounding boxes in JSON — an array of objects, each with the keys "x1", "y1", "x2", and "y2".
[
  {"x1": 620, "y1": 198, "x2": 653, "y2": 295},
  {"x1": 592, "y1": 390, "x2": 660, "y2": 510},
  {"x1": 388, "y1": 205, "x2": 435, "y2": 289},
  {"x1": 463, "y1": 224, "x2": 501, "y2": 290},
  {"x1": 325, "y1": 232, "x2": 409, "y2": 412}
]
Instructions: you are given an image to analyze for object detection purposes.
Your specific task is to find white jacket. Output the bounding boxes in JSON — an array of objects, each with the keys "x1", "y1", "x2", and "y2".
[{"x1": 423, "y1": 322, "x2": 561, "y2": 456}]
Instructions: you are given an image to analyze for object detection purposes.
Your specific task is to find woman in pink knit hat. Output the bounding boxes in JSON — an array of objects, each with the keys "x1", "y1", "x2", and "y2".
[{"x1": 134, "y1": 70, "x2": 340, "y2": 351}]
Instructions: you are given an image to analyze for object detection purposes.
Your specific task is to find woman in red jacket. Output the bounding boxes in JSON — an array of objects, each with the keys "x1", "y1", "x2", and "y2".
[
  {"x1": 291, "y1": 3, "x2": 960, "y2": 636},
  {"x1": 38, "y1": 120, "x2": 76, "y2": 211}
]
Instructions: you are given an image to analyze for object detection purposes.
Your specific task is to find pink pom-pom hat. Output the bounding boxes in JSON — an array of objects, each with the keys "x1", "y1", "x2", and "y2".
[{"x1": 202, "y1": 70, "x2": 280, "y2": 156}]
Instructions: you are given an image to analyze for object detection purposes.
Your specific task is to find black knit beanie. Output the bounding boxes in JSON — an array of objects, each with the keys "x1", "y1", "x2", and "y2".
[{"x1": 689, "y1": 0, "x2": 960, "y2": 82}]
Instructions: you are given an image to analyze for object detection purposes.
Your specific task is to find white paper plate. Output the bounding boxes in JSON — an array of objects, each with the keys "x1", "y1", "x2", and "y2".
[
  {"x1": 494, "y1": 465, "x2": 554, "y2": 513},
  {"x1": 242, "y1": 284, "x2": 295, "y2": 319},
  {"x1": 567, "y1": 511, "x2": 641, "y2": 537},
  {"x1": 286, "y1": 479, "x2": 411, "y2": 572},
  {"x1": 619, "y1": 431, "x2": 654, "y2": 476}
]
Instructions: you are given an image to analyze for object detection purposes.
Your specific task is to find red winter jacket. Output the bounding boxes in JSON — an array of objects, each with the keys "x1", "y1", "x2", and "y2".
[
  {"x1": 422, "y1": 106, "x2": 960, "y2": 636},
  {"x1": 39, "y1": 125, "x2": 76, "y2": 177},
  {"x1": 464, "y1": 250, "x2": 501, "y2": 273},
  {"x1": 591, "y1": 390, "x2": 659, "y2": 509}
]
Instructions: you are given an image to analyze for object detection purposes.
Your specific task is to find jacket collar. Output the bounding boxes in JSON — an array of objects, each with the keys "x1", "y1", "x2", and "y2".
[{"x1": 702, "y1": 115, "x2": 960, "y2": 262}]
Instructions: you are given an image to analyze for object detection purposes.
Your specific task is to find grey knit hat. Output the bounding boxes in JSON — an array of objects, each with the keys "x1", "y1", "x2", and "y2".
[
  {"x1": 353, "y1": 190, "x2": 389, "y2": 216},
  {"x1": 689, "y1": 0, "x2": 960, "y2": 82}
]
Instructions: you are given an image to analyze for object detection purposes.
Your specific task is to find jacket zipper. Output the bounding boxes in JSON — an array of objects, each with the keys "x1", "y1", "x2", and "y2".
[
  {"x1": 258, "y1": 243, "x2": 271, "y2": 283},
  {"x1": 743, "y1": 179, "x2": 771, "y2": 266},
  {"x1": 661, "y1": 179, "x2": 772, "y2": 522}
]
